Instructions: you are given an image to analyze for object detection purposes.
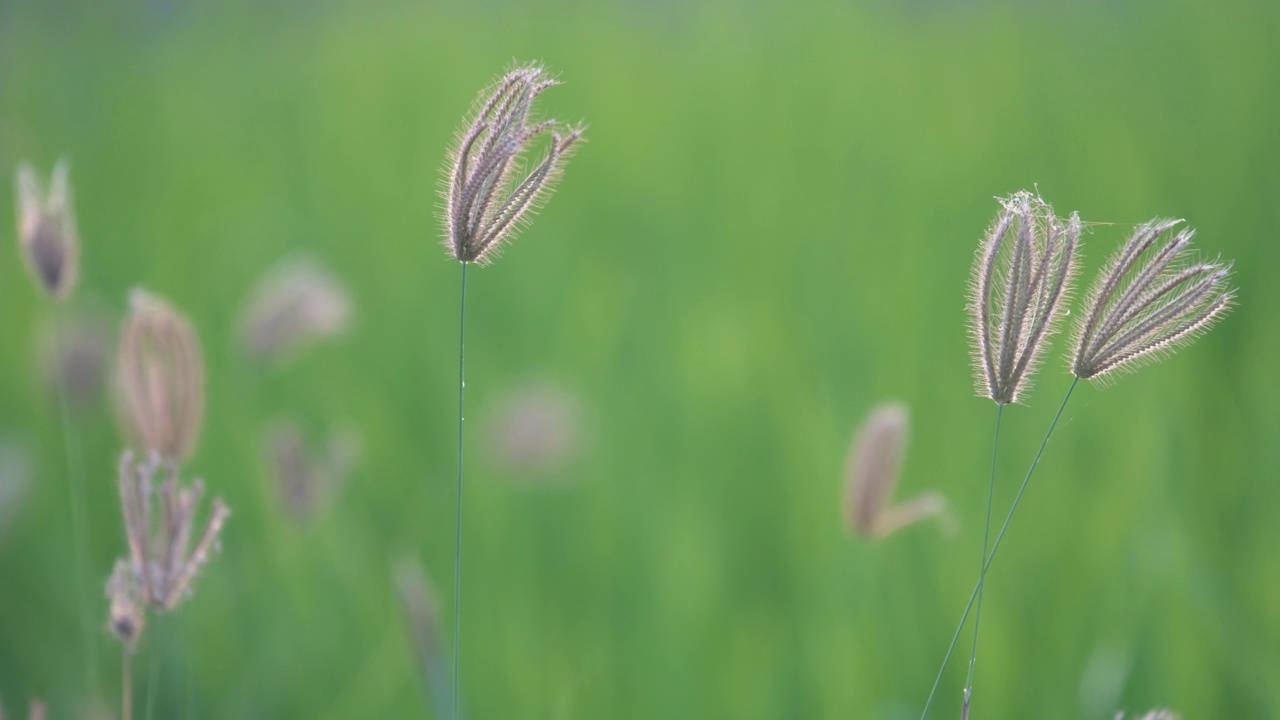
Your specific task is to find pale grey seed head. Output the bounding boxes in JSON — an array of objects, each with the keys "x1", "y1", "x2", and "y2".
[
  {"x1": 393, "y1": 558, "x2": 452, "y2": 718},
  {"x1": 442, "y1": 63, "x2": 584, "y2": 265},
  {"x1": 968, "y1": 191, "x2": 1081, "y2": 404},
  {"x1": 1071, "y1": 219, "x2": 1234, "y2": 382},
  {"x1": 14, "y1": 159, "x2": 80, "y2": 301}
]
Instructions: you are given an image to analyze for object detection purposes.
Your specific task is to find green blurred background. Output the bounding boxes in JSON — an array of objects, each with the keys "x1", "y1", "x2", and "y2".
[{"x1": 1, "y1": 0, "x2": 1278, "y2": 717}]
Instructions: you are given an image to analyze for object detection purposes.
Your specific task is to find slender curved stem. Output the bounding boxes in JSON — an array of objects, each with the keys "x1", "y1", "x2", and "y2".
[
  {"x1": 52, "y1": 308, "x2": 97, "y2": 696},
  {"x1": 145, "y1": 617, "x2": 161, "y2": 720},
  {"x1": 920, "y1": 378, "x2": 1079, "y2": 719},
  {"x1": 962, "y1": 403, "x2": 1004, "y2": 719},
  {"x1": 452, "y1": 261, "x2": 469, "y2": 720}
]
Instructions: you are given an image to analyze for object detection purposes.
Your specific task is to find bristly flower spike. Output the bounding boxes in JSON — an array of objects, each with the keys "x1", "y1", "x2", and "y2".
[
  {"x1": 443, "y1": 63, "x2": 584, "y2": 265},
  {"x1": 969, "y1": 191, "x2": 1081, "y2": 404},
  {"x1": 1071, "y1": 219, "x2": 1234, "y2": 382},
  {"x1": 14, "y1": 159, "x2": 80, "y2": 301}
]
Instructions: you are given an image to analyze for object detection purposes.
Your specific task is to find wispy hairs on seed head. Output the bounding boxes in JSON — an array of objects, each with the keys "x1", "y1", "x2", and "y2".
[
  {"x1": 442, "y1": 63, "x2": 584, "y2": 265},
  {"x1": 14, "y1": 159, "x2": 80, "y2": 301},
  {"x1": 1071, "y1": 219, "x2": 1234, "y2": 383},
  {"x1": 969, "y1": 191, "x2": 1081, "y2": 405}
]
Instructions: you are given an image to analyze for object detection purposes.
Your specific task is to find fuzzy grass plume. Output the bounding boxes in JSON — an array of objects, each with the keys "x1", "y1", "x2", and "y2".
[
  {"x1": 1071, "y1": 219, "x2": 1233, "y2": 381},
  {"x1": 443, "y1": 64, "x2": 583, "y2": 265},
  {"x1": 970, "y1": 191, "x2": 1080, "y2": 405}
]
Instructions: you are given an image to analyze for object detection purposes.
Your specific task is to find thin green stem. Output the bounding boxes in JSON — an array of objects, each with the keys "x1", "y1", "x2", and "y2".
[
  {"x1": 920, "y1": 377, "x2": 1078, "y2": 719},
  {"x1": 452, "y1": 261, "x2": 469, "y2": 720},
  {"x1": 962, "y1": 403, "x2": 1004, "y2": 719},
  {"x1": 51, "y1": 308, "x2": 97, "y2": 697}
]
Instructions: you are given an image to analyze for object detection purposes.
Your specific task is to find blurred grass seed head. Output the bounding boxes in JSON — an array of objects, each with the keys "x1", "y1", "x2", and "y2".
[
  {"x1": 237, "y1": 254, "x2": 353, "y2": 364},
  {"x1": 13, "y1": 159, "x2": 79, "y2": 302},
  {"x1": 843, "y1": 402, "x2": 947, "y2": 539},
  {"x1": 118, "y1": 289, "x2": 206, "y2": 464}
]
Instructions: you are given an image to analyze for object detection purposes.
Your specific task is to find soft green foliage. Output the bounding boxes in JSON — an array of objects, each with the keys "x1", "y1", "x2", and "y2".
[{"x1": 1, "y1": 0, "x2": 1278, "y2": 718}]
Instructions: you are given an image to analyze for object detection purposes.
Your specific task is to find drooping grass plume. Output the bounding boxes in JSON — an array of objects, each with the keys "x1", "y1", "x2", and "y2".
[
  {"x1": 439, "y1": 62, "x2": 585, "y2": 720},
  {"x1": 15, "y1": 160, "x2": 79, "y2": 301},
  {"x1": 969, "y1": 191, "x2": 1081, "y2": 405},
  {"x1": 1071, "y1": 219, "x2": 1234, "y2": 381},
  {"x1": 263, "y1": 419, "x2": 360, "y2": 521},
  {"x1": 443, "y1": 64, "x2": 584, "y2": 265},
  {"x1": 118, "y1": 289, "x2": 206, "y2": 464},
  {"x1": 236, "y1": 254, "x2": 353, "y2": 364},
  {"x1": 394, "y1": 558, "x2": 457, "y2": 720},
  {"x1": 842, "y1": 402, "x2": 947, "y2": 539}
]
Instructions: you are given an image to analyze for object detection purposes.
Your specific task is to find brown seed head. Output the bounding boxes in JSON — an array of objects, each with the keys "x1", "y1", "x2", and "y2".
[
  {"x1": 14, "y1": 159, "x2": 80, "y2": 301},
  {"x1": 443, "y1": 63, "x2": 584, "y2": 264},
  {"x1": 843, "y1": 402, "x2": 947, "y2": 539},
  {"x1": 1071, "y1": 219, "x2": 1234, "y2": 382},
  {"x1": 264, "y1": 419, "x2": 360, "y2": 521},
  {"x1": 118, "y1": 289, "x2": 206, "y2": 463},
  {"x1": 969, "y1": 191, "x2": 1081, "y2": 404}
]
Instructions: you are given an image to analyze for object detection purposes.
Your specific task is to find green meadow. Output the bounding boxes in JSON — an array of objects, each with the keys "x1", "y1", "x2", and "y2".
[{"x1": 1, "y1": 0, "x2": 1278, "y2": 717}]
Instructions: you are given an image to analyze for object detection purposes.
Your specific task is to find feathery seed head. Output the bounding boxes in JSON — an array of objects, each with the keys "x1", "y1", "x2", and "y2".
[
  {"x1": 969, "y1": 191, "x2": 1081, "y2": 404},
  {"x1": 108, "y1": 449, "x2": 230, "y2": 650},
  {"x1": 443, "y1": 63, "x2": 584, "y2": 265},
  {"x1": 118, "y1": 289, "x2": 206, "y2": 463},
  {"x1": 843, "y1": 402, "x2": 947, "y2": 539},
  {"x1": 14, "y1": 160, "x2": 80, "y2": 301},
  {"x1": 1070, "y1": 219, "x2": 1234, "y2": 382}
]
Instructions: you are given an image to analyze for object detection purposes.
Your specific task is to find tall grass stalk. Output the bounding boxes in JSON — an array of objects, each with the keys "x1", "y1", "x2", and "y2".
[
  {"x1": 452, "y1": 261, "x2": 468, "y2": 720},
  {"x1": 920, "y1": 377, "x2": 1078, "y2": 719},
  {"x1": 962, "y1": 403, "x2": 1003, "y2": 718},
  {"x1": 122, "y1": 647, "x2": 133, "y2": 720},
  {"x1": 51, "y1": 308, "x2": 97, "y2": 696}
]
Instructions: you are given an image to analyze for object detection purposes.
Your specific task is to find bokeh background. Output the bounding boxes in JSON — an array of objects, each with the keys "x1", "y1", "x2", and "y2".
[{"x1": 1, "y1": 0, "x2": 1278, "y2": 718}]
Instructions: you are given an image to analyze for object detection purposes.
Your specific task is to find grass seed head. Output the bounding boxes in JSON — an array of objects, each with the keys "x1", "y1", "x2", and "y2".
[
  {"x1": 118, "y1": 289, "x2": 206, "y2": 464},
  {"x1": 14, "y1": 159, "x2": 80, "y2": 301},
  {"x1": 237, "y1": 254, "x2": 352, "y2": 364},
  {"x1": 442, "y1": 63, "x2": 584, "y2": 265},
  {"x1": 843, "y1": 402, "x2": 947, "y2": 539},
  {"x1": 1071, "y1": 219, "x2": 1234, "y2": 382}
]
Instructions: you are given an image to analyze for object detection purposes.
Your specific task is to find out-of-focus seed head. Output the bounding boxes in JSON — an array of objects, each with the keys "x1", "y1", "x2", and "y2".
[
  {"x1": 118, "y1": 289, "x2": 206, "y2": 464},
  {"x1": 0, "y1": 436, "x2": 31, "y2": 548},
  {"x1": 1114, "y1": 710, "x2": 1179, "y2": 720},
  {"x1": 1071, "y1": 219, "x2": 1234, "y2": 382},
  {"x1": 110, "y1": 449, "x2": 230, "y2": 636},
  {"x1": 38, "y1": 309, "x2": 110, "y2": 412},
  {"x1": 443, "y1": 63, "x2": 584, "y2": 265},
  {"x1": 14, "y1": 160, "x2": 80, "y2": 301},
  {"x1": 970, "y1": 191, "x2": 1081, "y2": 405},
  {"x1": 263, "y1": 419, "x2": 360, "y2": 521},
  {"x1": 237, "y1": 254, "x2": 352, "y2": 364},
  {"x1": 106, "y1": 559, "x2": 146, "y2": 653},
  {"x1": 843, "y1": 402, "x2": 948, "y2": 539},
  {"x1": 482, "y1": 381, "x2": 586, "y2": 482},
  {"x1": 393, "y1": 558, "x2": 453, "y2": 718}
]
